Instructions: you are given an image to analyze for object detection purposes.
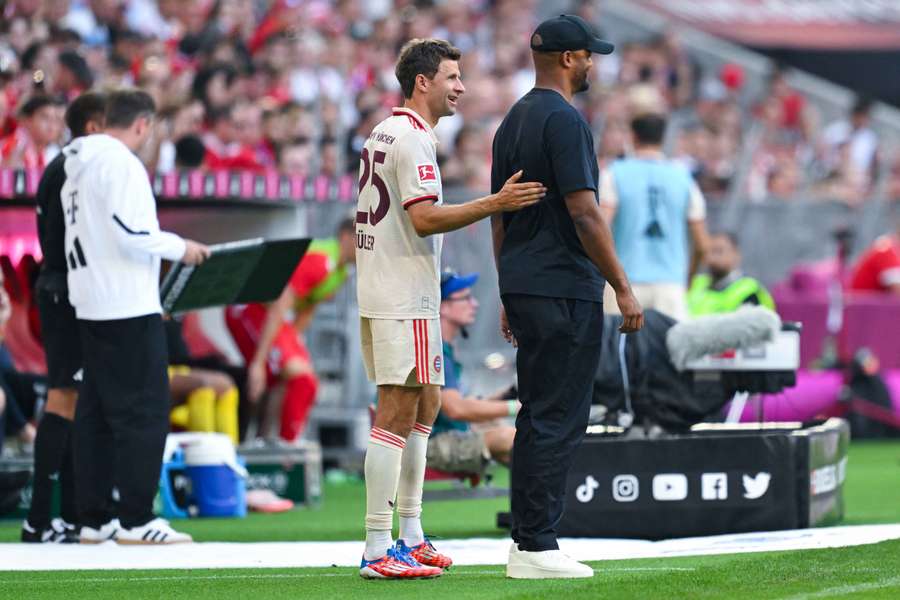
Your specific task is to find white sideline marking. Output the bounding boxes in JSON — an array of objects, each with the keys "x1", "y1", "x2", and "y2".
[
  {"x1": 5, "y1": 567, "x2": 698, "y2": 584},
  {"x1": 778, "y1": 576, "x2": 900, "y2": 599},
  {"x1": 1, "y1": 524, "x2": 898, "y2": 572}
]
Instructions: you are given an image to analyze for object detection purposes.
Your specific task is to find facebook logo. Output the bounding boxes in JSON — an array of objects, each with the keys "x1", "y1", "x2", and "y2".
[{"x1": 702, "y1": 473, "x2": 728, "y2": 501}]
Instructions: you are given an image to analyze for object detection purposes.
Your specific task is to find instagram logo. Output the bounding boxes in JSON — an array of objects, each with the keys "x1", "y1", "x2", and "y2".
[{"x1": 612, "y1": 475, "x2": 639, "y2": 502}]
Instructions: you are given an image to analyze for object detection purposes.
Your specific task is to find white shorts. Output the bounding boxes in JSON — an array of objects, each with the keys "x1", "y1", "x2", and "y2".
[{"x1": 360, "y1": 317, "x2": 445, "y2": 387}]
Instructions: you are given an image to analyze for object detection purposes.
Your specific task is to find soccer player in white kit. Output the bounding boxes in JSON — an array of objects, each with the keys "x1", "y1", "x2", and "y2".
[{"x1": 356, "y1": 39, "x2": 546, "y2": 579}]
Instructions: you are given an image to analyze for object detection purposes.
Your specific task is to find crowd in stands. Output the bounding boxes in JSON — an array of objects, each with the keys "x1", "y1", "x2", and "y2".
[{"x1": 0, "y1": 0, "x2": 896, "y2": 204}]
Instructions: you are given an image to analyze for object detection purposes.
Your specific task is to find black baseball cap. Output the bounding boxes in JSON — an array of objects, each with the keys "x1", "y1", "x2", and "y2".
[{"x1": 530, "y1": 14, "x2": 615, "y2": 55}]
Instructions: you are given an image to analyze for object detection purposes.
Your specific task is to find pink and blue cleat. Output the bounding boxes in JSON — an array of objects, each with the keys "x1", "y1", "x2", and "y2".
[{"x1": 359, "y1": 541, "x2": 443, "y2": 579}]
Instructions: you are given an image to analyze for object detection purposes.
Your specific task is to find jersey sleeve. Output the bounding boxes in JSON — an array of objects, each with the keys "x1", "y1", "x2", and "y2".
[
  {"x1": 288, "y1": 251, "x2": 330, "y2": 297},
  {"x1": 687, "y1": 178, "x2": 707, "y2": 221},
  {"x1": 395, "y1": 131, "x2": 441, "y2": 210},
  {"x1": 598, "y1": 167, "x2": 618, "y2": 209},
  {"x1": 107, "y1": 154, "x2": 186, "y2": 261},
  {"x1": 545, "y1": 109, "x2": 598, "y2": 197}
]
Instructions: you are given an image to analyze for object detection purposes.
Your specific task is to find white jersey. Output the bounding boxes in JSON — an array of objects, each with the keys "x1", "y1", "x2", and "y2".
[
  {"x1": 356, "y1": 107, "x2": 443, "y2": 319},
  {"x1": 61, "y1": 134, "x2": 186, "y2": 320}
]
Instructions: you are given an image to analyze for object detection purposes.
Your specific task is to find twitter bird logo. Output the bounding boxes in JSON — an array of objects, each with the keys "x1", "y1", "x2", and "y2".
[{"x1": 742, "y1": 472, "x2": 771, "y2": 499}]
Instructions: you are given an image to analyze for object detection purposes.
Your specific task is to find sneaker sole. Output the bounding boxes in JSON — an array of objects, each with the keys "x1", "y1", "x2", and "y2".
[
  {"x1": 116, "y1": 539, "x2": 193, "y2": 545},
  {"x1": 80, "y1": 538, "x2": 114, "y2": 545},
  {"x1": 359, "y1": 567, "x2": 442, "y2": 580},
  {"x1": 506, "y1": 563, "x2": 594, "y2": 579}
]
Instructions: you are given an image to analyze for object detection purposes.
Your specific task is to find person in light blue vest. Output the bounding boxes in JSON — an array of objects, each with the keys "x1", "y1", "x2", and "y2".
[{"x1": 600, "y1": 113, "x2": 709, "y2": 321}]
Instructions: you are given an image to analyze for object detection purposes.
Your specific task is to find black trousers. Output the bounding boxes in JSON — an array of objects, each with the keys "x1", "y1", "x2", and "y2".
[
  {"x1": 36, "y1": 288, "x2": 82, "y2": 389},
  {"x1": 75, "y1": 314, "x2": 170, "y2": 529},
  {"x1": 503, "y1": 294, "x2": 604, "y2": 552}
]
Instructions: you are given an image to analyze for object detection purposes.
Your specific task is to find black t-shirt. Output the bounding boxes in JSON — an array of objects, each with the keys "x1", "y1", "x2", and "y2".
[
  {"x1": 491, "y1": 88, "x2": 604, "y2": 302},
  {"x1": 35, "y1": 152, "x2": 68, "y2": 292}
]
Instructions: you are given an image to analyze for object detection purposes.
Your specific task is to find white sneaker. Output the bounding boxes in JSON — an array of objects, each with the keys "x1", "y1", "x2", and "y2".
[
  {"x1": 506, "y1": 546, "x2": 594, "y2": 579},
  {"x1": 116, "y1": 518, "x2": 192, "y2": 545},
  {"x1": 80, "y1": 519, "x2": 121, "y2": 544}
]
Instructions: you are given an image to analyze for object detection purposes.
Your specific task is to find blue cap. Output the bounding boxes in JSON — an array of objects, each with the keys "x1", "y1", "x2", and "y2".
[{"x1": 440, "y1": 270, "x2": 479, "y2": 300}]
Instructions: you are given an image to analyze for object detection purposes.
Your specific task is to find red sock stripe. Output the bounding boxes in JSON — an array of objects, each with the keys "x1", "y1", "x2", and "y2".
[
  {"x1": 412, "y1": 423, "x2": 432, "y2": 436},
  {"x1": 370, "y1": 427, "x2": 406, "y2": 449}
]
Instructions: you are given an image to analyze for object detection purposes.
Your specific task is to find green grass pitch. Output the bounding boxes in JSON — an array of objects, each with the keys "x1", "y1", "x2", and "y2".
[{"x1": 1, "y1": 440, "x2": 898, "y2": 599}]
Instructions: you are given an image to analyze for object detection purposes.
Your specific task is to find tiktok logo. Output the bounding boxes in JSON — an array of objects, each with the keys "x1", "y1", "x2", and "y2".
[{"x1": 576, "y1": 475, "x2": 600, "y2": 503}]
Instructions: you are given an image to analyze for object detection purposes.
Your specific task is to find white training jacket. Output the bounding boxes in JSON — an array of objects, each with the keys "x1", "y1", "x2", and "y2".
[{"x1": 61, "y1": 134, "x2": 186, "y2": 321}]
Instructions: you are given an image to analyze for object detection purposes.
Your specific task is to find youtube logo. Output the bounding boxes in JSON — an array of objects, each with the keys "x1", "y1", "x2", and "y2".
[{"x1": 652, "y1": 474, "x2": 688, "y2": 501}]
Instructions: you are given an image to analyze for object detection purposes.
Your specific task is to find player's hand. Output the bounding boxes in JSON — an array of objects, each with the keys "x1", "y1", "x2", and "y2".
[
  {"x1": 500, "y1": 305, "x2": 517, "y2": 347},
  {"x1": 494, "y1": 170, "x2": 546, "y2": 212},
  {"x1": 182, "y1": 240, "x2": 211, "y2": 265},
  {"x1": 247, "y1": 361, "x2": 267, "y2": 404},
  {"x1": 615, "y1": 287, "x2": 644, "y2": 333}
]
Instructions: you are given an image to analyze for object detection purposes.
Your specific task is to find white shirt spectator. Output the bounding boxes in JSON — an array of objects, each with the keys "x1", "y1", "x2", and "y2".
[{"x1": 821, "y1": 120, "x2": 878, "y2": 176}]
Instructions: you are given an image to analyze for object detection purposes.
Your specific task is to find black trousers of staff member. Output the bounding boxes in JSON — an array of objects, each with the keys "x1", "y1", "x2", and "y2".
[
  {"x1": 503, "y1": 294, "x2": 604, "y2": 552},
  {"x1": 74, "y1": 314, "x2": 170, "y2": 529}
]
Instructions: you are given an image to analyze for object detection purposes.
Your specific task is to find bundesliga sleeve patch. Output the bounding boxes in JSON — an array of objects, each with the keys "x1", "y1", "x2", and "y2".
[{"x1": 417, "y1": 164, "x2": 437, "y2": 184}]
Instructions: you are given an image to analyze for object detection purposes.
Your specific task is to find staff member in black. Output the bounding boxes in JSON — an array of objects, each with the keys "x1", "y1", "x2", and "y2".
[
  {"x1": 491, "y1": 15, "x2": 644, "y2": 578},
  {"x1": 22, "y1": 92, "x2": 107, "y2": 544},
  {"x1": 62, "y1": 89, "x2": 210, "y2": 544}
]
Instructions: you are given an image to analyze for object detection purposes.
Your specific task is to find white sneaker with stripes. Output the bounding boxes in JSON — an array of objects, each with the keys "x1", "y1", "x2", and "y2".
[
  {"x1": 116, "y1": 518, "x2": 193, "y2": 545},
  {"x1": 80, "y1": 519, "x2": 121, "y2": 544}
]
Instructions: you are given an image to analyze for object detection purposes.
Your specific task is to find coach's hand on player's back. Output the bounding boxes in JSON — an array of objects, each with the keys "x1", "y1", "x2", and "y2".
[
  {"x1": 182, "y1": 240, "x2": 211, "y2": 265},
  {"x1": 615, "y1": 287, "x2": 644, "y2": 333},
  {"x1": 493, "y1": 170, "x2": 546, "y2": 212}
]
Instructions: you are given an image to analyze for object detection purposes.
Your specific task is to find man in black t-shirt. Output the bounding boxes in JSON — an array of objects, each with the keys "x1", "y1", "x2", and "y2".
[
  {"x1": 491, "y1": 15, "x2": 644, "y2": 579},
  {"x1": 22, "y1": 92, "x2": 106, "y2": 544}
]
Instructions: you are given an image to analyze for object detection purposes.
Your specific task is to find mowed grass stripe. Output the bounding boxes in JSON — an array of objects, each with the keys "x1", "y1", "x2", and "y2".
[
  {"x1": 1, "y1": 540, "x2": 899, "y2": 599},
  {"x1": 1, "y1": 566, "x2": 699, "y2": 585}
]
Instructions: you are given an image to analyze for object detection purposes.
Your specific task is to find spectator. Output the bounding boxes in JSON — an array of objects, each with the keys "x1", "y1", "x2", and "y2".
[
  {"x1": 174, "y1": 135, "x2": 206, "y2": 169},
  {"x1": 278, "y1": 138, "x2": 315, "y2": 177},
  {"x1": 821, "y1": 97, "x2": 878, "y2": 176},
  {"x1": 756, "y1": 64, "x2": 816, "y2": 143},
  {"x1": 0, "y1": 95, "x2": 64, "y2": 169},
  {"x1": 55, "y1": 50, "x2": 93, "y2": 100},
  {"x1": 427, "y1": 270, "x2": 518, "y2": 473},
  {"x1": 687, "y1": 231, "x2": 775, "y2": 317},
  {"x1": 600, "y1": 113, "x2": 709, "y2": 321},
  {"x1": 232, "y1": 100, "x2": 275, "y2": 168},
  {"x1": 817, "y1": 96, "x2": 878, "y2": 200},
  {"x1": 203, "y1": 103, "x2": 264, "y2": 171}
]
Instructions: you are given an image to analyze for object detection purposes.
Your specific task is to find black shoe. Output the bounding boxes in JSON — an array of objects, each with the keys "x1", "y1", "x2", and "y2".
[{"x1": 21, "y1": 519, "x2": 80, "y2": 544}]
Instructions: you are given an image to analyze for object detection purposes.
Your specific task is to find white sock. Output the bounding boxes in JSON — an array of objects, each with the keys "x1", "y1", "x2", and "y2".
[
  {"x1": 398, "y1": 423, "x2": 431, "y2": 547},
  {"x1": 364, "y1": 427, "x2": 405, "y2": 561}
]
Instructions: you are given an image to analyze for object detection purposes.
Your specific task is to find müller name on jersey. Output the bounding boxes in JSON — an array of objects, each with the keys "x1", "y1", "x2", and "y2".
[{"x1": 357, "y1": 231, "x2": 376, "y2": 251}]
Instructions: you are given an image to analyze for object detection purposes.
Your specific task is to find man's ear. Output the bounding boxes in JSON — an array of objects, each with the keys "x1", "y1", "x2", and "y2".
[
  {"x1": 559, "y1": 50, "x2": 573, "y2": 69},
  {"x1": 415, "y1": 73, "x2": 429, "y2": 94}
]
